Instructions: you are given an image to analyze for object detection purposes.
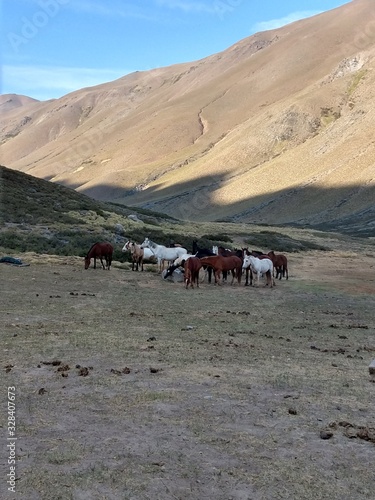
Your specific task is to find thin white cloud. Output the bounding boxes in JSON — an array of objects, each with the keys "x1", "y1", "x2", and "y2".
[
  {"x1": 65, "y1": 0, "x2": 157, "y2": 21},
  {"x1": 155, "y1": 0, "x2": 217, "y2": 14},
  {"x1": 2, "y1": 65, "x2": 130, "y2": 101},
  {"x1": 253, "y1": 10, "x2": 322, "y2": 32}
]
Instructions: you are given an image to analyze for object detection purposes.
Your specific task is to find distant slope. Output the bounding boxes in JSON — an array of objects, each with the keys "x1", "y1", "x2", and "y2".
[
  {"x1": 1, "y1": 0, "x2": 375, "y2": 235},
  {"x1": 0, "y1": 94, "x2": 40, "y2": 112}
]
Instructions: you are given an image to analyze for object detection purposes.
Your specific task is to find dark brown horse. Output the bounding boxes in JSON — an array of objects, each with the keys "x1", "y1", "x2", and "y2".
[
  {"x1": 199, "y1": 255, "x2": 242, "y2": 285},
  {"x1": 267, "y1": 251, "x2": 288, "y2": 280},
  {"x1": 84, "y1": 242, "x2": 113, "y2": 270}
]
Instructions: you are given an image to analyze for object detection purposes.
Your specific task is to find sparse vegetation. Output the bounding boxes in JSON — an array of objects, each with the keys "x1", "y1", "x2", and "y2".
[
  {"x1": 348, "y1": 68, "x2": 367, "y2": 96},
  {"x1": 320, "y1": 106, "x2": 341, "y2": 127}
]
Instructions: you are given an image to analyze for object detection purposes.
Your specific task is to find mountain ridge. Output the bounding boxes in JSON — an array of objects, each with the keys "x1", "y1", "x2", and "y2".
[{"x1": 1, "y1": 0, "x2": 374, "y2": 233}]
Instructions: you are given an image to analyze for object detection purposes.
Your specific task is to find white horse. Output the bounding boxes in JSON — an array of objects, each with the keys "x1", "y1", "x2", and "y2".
[
  {"x1": 242, "y1": 255, "x2": 275, "y2": 288},
  {"x1": 173, "y1": 253, "x2": 195, "y2": 266},
  {"x1": 141, "y1": 237, "x2": 187, "y2": 272}
]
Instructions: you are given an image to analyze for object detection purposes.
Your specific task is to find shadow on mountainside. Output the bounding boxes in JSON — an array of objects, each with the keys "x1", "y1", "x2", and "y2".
[{"x1": 76, "y1": 173, "x2": 375, "y2": 238}]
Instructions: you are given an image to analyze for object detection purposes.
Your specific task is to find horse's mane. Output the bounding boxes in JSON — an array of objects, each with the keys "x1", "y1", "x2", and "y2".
[{"x1": 86, "y1": 242, "x2": 100, "y2": 257}]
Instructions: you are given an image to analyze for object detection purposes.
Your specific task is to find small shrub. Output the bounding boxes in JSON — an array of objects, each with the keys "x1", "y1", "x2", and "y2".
[{"x1": 201, "y1": 233, "x2": 233, "y2": 243}]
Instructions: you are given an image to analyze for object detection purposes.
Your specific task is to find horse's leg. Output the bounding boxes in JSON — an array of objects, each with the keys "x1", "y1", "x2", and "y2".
[
  {"x1": 237, "y1": 267, "x2": 241, "y2": 285},
  {"x1": 100, "y1": 256, "x2": 105, "y2": 270},
  {"x1": 214, "y1": 270, "x2": 221, "y2": 285},
  {"x1": 200, "y1": 267, "x2": 206, "y2": 283},
  {"x1": 93, "y1": 257, "x2": 96, "y2": 269},
  {"x1": 245, "y1": 268, "x2": 252, "y2": 286},
  {"x1": 266, "y1": 270, "x2": 274, "y2": 287},
  {"x1": 244, "y1": 268, "x2": 248, "y2": 286},
  {"x1": 230, "y1": 270, "x2": 235, "y2": 285}
]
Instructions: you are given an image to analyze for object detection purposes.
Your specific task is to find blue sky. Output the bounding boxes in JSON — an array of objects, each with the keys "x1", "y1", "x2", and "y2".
[{"x1": 1, "y1": 0, "x2": 349, "y2": 101}]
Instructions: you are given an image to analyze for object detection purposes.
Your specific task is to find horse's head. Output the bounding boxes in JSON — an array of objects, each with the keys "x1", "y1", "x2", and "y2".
[
  {"x1": 122, "y1": 241, "x2": 131, "y2": 252},
  {"x1": 84, "y1": 256, "x2": 90, "y2": 269},
  {"x1": 141, "y1": 237, "x2": 150, "y2": 249},
  {"x1": 163, "y1": 264, "x2": 177, "y2": 279},
  {"x1": 242, "y1": 255, "x2": 251, "y2": 269}
]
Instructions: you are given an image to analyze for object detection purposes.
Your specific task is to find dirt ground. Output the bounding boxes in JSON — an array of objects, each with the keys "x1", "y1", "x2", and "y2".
[{"x1": 1, "y1": 243, "x2": 375, "y2": 500}]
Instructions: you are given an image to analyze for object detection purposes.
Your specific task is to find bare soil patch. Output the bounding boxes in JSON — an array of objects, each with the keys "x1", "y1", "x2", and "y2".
[{"x1": 1, "y1": 247, "x2": 375, "y2": 499}]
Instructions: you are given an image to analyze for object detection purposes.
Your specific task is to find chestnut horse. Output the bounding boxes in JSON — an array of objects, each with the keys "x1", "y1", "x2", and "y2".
[
  {"x1": 216, "y1": 246, "x2": 243, "y2": 282},
  {"x1": 84, "y1": 242, "x2": 113, "y2": 270},
  {"x1": 193, "y1": 241, "x2": 216, "y2": 283},
  {"x1": 183, "y1": 256, "x2": 202, "y2": 289},
  {"x1": 199, "y1": 255, "x2": 242, "y2": 285}
]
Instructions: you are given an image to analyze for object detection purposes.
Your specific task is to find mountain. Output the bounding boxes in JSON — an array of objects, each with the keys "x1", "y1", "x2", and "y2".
[{"x1": 1, "y1": 0, "x2": 374, "y2": 235}]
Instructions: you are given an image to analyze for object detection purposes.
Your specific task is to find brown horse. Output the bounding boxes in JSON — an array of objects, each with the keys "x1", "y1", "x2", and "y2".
[
  {"x1": 199, "y1": 255, "x2": 242, "y2": 285},
  {"x1": 183, "y1": 257, "x2": 202, "y2": 289},
  {"x1": 128, "y1": 242, "x2": 144, "y2": 271},
  {"x1": 84, "y1": 242, "x2": 113, "y2": 270},
  {"x1": 267, "y1": 251, "x2": 288, "y2": 280},
  {"x1": 216, "y1": 246, "x2": 243, "y2": 282}
]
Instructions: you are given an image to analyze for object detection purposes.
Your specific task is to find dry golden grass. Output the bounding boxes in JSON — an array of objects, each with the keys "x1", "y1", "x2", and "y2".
[{"x1": 1, "y1": 234, "x2": 375, "y2": 499}]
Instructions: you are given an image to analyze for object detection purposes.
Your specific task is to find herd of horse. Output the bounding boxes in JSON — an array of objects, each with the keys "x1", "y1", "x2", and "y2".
[{"x1": 84, "y1": 239, "x2": 289, "y2": 290}]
